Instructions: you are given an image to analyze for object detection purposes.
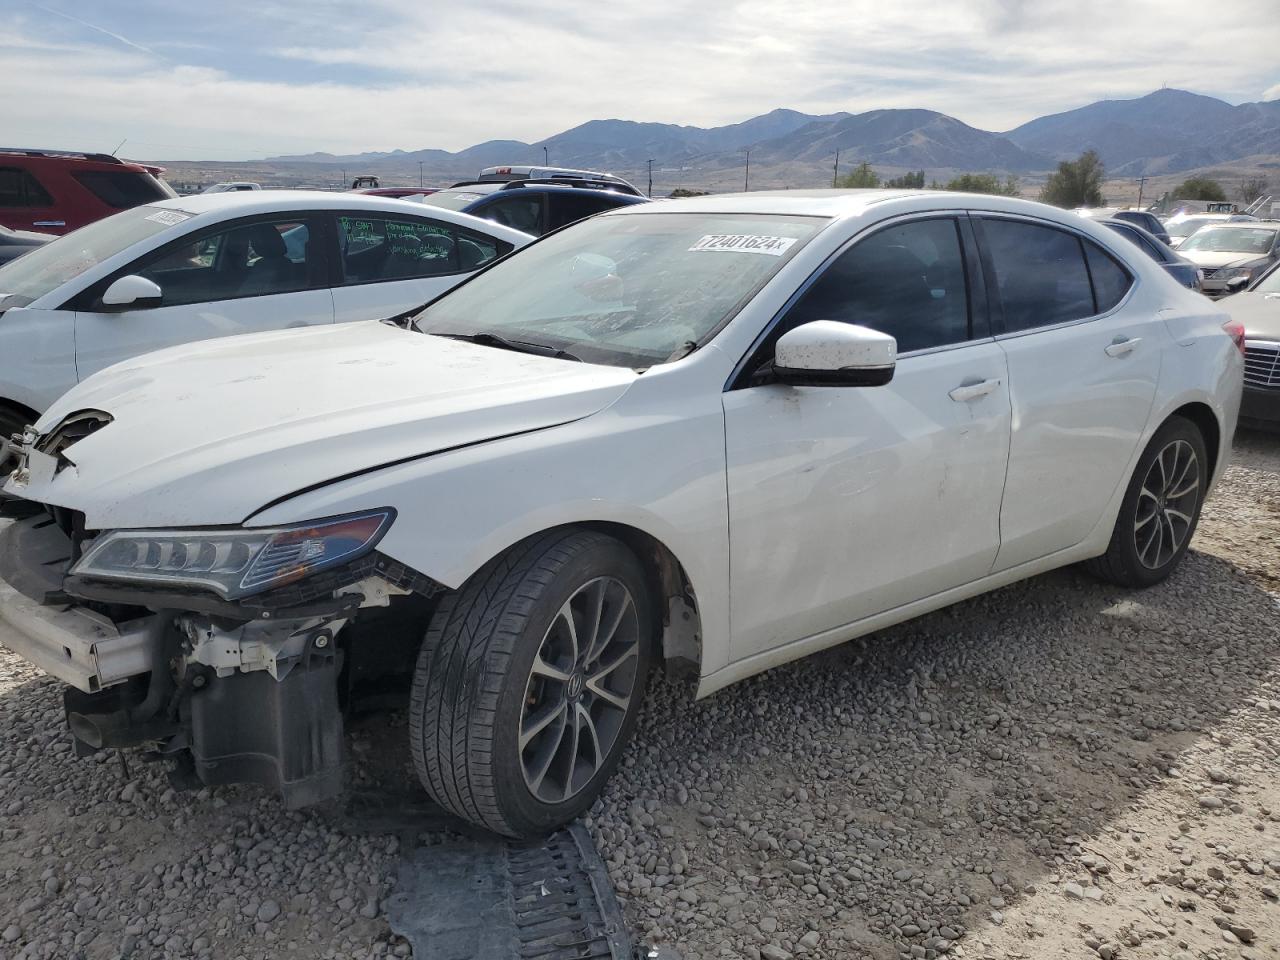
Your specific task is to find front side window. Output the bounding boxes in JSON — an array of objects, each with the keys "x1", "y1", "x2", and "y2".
[
  {"x1": 0, "y1": 167, "x2": 54, "y2": 208},
  {"x1": 779, "y1": 217, "x2": 970, "y2": 354},
  {"x1": 415, "y1": 212, "x2": 823, "y2": 367},
  {"x1": 129, "y1": 218, "x2": 318, "y2": 307},
  {"x1": 337, "y1": 214, "x2": 492, "y2": 282},
  {"x1": 477, "y1": 196, "x2": 543, "y2": 235},
  {"x1": 0, "y1": 204, "x2": 181, "y2": 307},
  {"x1": 980, "y1": 219, "x2": 1095, "y2": 332}
]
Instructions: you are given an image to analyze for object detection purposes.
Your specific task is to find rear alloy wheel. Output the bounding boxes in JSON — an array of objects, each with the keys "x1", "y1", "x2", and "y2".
[
  {"x1": 410, "y1": 531, "x2": 652, "y2": 838},
  {"x1": 1085, "y1": 416, "x2": 1208, "y2": 588}
]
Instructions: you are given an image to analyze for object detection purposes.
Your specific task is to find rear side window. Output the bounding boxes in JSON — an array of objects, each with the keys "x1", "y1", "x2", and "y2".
[
  {"x1": 980, "y1": 219, "x2": 1095, "y2": 332},
  {"x1": 781, "y1": 217, "x2": 971, "y2": 354},
  {"x1": 336, "y1": 214, "x2": 507, "y2": 283},
  {"x1": 0, "y1": 167, "x2": 54, "y2": 207},
  {"x1": 1083, "y1": 240, "x2": 1133, "y2": 312},
  {"x1": 73, "y1": 171, "x2": 170, "y2": 209}
]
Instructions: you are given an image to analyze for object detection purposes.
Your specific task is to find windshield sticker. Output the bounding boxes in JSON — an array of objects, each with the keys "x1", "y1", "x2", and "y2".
[
  {"x1": 689, "y1": 234, "x2": 798, "y2": 256},
  {"x1": 144, "y1": 210, "x2": 191, "y2": 226}
]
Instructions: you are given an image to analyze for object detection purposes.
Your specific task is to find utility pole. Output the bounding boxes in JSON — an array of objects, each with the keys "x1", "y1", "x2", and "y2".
[
  {"x1": 743, "y1": 149, "x2": 751, "y2": 192},
  {"x1": 418, "y1": 161, "x2": 424, "y2": 189},
  {"x1": 1134, "y1": 175, "x2": 1148, "y2": 209},
  {"x1": 832, "y1": 149, "x2": 840, "y2": 188},
  {"x1": 543, "y1": 146, "x2": 549, "y2": 166},
  {"x1": 647, "y1": 158, "x2": 654, "y2": 197}
]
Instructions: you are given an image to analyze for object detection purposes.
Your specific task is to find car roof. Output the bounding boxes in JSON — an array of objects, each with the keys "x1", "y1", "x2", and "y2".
[
  {"x1": 602, "y1": 189, "x2": 1108, "y2": 222},
  {"x1": 141, "y1": 190, "x2": 534, "y2": 243},
  {"x1": 1188, "y1": 221, "x2": 1278, "y2": 231}
]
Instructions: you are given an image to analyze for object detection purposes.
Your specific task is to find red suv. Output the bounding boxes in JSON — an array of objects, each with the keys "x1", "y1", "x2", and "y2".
[{"x1": 0, "y1": 148, "x2": 177, "y2": 235}]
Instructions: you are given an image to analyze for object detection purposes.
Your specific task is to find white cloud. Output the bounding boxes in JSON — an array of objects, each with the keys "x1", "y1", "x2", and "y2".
[{"x1": 2, "y1": 0, "x2": 1278, "y2": 160}]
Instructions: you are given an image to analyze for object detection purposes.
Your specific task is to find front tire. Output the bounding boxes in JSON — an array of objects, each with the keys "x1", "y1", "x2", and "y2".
[
  {"x1": 409, "y1": 530, "x2": 652, "y2": 838},
  {"x1": 1085, "y1": 416, "x2": 1208, "y2": 588}
]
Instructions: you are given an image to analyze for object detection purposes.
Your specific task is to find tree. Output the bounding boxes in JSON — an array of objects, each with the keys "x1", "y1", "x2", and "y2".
[
  {"x1": 885, "y1": 170, "x2": 925, "y2": 189},
  {"x1": 668, "y1": 188, "x2": 709, "y2": 198},
  {"x1": 1173, "y1": 177, "x2": 1227, "y2": 202},
  {"x1": 1040, "y1": 150, "x2": 1105, "y2": 208},
  {"x1": 943, "y1": 173, "x2": 1020, "y2": 196},
  {"x1": 1237, "y1": 177, "x2": 1269, "y2": 205},
  {"x1": 837, "y1": 162, "x2": 880, "y2": 189}
]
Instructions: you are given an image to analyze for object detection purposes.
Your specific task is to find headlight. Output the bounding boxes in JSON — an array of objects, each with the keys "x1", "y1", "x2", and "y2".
[{"x1": 71, "y1": 509, "x2": 395, "y2": 600}]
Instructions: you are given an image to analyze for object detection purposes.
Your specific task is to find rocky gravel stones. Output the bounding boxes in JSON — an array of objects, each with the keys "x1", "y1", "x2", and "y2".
[{"x1": 0, "y1": 430, "x2": 1277, "y2": 960}]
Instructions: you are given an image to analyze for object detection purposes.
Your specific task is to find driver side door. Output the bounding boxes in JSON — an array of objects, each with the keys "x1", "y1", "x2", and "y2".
[
  {"x1": 722, "y1": 215, "x2": 1011, "y2": 660},
  {"x1": 71, "y1": 214, "x2": 334, "y2": 381}
]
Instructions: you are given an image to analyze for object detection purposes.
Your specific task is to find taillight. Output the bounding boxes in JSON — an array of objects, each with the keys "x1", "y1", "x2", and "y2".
[{"x1": 1223, "y1": 319, "x2": 1245, "y2": 356}]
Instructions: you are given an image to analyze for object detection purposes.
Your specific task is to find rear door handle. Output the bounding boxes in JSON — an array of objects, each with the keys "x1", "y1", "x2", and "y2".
[
  {"x1": 949, "y1": 378, "x2": 1001, "y2": 402},
  {"x1": 32, "y1": 220, "x2": 65, "y2": 228},
  {"x1": 1105, "y1": 336, "x2": 1141, "y2": 357}
]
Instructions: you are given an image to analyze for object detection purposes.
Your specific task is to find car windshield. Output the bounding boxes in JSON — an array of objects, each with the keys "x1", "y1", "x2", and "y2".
[
  {"x1": 1179, "y1": 227, "x2": 1278, "y2": 255},
  {"x1": 419, "y1": 189, "x2": 497, "y2": 211},
  {"x1": 1167, "y1": 217, "x2": 1214, "y2": 238},
  {"x1": 0, "y1": 204, "x2": 190, "y2": 307},
  {"x1": 414, "y1": 211, "x2": 824, "y2": 367},
  {"x1": 1254, "y1": 266, "x2": 1280, "y2": 294}
]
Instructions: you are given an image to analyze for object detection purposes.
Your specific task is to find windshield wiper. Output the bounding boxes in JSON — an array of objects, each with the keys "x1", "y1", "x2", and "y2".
[{"x1": 433, "y1": 332, "x2": 583, "y2": 362}]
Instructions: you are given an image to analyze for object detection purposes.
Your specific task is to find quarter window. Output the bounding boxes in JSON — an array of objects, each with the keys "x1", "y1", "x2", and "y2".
[
  {"x1": 73, "y1": 170, "x2": 171, "y2": 209},
  {"x1": 0, "y1": 167, "x2": 54, "y2": 208},
  {"x1": 1083, "y1": 240, "x2": 1133, "y2": 313},
  {"x1": 979, "y1": 219, "x2": 1095, "y2": 332},
  {"x1": 781, "y1": 218, "x2": 970, "y2": 354}
]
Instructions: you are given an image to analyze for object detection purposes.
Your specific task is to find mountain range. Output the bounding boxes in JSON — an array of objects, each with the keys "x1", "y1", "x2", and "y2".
[{"x1": 255, "y1": 88, "x2": 1278, "y2": 186}]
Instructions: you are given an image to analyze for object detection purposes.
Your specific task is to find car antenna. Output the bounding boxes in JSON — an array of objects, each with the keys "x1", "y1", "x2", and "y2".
[{"x1": 111, "y1": 138, "x2": 127, "y2": 157}]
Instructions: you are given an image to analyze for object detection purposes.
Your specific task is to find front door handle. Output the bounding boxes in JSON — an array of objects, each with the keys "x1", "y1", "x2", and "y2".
[
  {"x1": 1105, "y1": 336, "x2": 1141, "y2": 357},
  {"x1": 949, "y1": 378, "x2": 1001, "y2": 402}
]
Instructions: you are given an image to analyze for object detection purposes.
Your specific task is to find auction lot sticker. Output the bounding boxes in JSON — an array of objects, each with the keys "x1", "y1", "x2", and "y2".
[
  {"x1": 689, "y1": 234, "x2": 798, "y2": 255},
  {"x1": 144, "y1": 210, "x2": 192, "y2": 226}
]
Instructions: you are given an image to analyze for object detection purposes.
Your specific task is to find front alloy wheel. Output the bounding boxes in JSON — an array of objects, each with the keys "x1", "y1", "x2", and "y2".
[
  {"x1": 410, "y1": 531, "x2": 652, "y2": 838},
  {"x1": 520, "y1": 576, "x2": 641, "y2": 804}
]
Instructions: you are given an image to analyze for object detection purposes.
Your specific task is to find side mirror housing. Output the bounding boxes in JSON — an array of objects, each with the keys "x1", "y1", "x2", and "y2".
[
  {"x1": 101, "y1": 275, "x2": 163, "y2": 310},
  {"x1": 774, "y1": 321, "x2": 896, "y2": 387},
  {"x1": 1224, "y1": 275, "x2": 1250, "y2": 294}
]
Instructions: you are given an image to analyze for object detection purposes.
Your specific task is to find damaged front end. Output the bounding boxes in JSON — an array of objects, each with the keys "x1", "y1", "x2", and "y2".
[{"x1": 0, "y1": 495, "x2": 441, "y2": 808}]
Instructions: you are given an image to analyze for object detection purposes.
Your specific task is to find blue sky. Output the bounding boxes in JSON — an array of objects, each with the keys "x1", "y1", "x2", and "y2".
[{"x1": 4, "y1": 0, "x2": 1279, "y2": 161}]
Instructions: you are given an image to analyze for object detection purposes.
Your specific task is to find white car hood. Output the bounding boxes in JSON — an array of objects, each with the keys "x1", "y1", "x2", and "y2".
[
  {"x1": 1181, "y1": 250, "x2": 1262, "y2": 270},
  {"x1": 7, "y1": 322, "x2": 636, "y2": 528}
]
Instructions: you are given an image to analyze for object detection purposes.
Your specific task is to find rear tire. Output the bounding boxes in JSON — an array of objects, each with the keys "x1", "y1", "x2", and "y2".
[
  {"x1": 409, "y1": 530, "x2": 652, "y2": 838},
  {"x1": 1085, "y1": 416, "x2": 1208, "y2": 588}
]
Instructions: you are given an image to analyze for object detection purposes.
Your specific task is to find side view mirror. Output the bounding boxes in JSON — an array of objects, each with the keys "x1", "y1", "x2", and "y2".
[
  {"x1": 101, "y1": 275, "x2": 163, "y2": 310},
  {"x1": 774, "y1": 321, "x2": 896, "y2": 387},
  {"x1": 1225, "y1": 275, "x2": 1250, "y2": 293}
]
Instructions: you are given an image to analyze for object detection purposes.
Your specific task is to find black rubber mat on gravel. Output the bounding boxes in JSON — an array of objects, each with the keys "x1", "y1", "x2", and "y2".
[{"x1": 386, "y1": 822, "x2": 637, "y2": 960}]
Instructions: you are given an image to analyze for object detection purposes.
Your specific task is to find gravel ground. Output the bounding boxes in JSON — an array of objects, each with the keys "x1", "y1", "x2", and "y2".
[{"x1": 1, "y1": 429, "x2": 1277, "y2": 960}]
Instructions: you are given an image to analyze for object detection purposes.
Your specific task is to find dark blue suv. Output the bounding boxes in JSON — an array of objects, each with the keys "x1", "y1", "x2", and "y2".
[{"x1": 414, "y1": 178, "x2": 649, "y2": 236}]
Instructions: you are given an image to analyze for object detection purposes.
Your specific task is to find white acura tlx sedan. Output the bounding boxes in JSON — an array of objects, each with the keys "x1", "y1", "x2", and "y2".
[{"x1": 0, "y1": 190, "x2": 1243, "y2": 837}]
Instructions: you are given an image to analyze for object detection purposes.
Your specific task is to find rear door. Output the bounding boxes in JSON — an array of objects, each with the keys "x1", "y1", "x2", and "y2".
[
  {"x1": 0, "y1": 164, "x2": 63, "y2": 233},
  {"x1": 723, "y1": 215, "x2": 1010, "y2": 659},
  {"x1": 328, "y1": 211, "x2": 513, "y2": 323},
  {"x1": 973, "y1": 214, "x2": 1161, "y2": 571},
  {"x1": 72, "y1": 213, "x2": 333, "y2": 380}
]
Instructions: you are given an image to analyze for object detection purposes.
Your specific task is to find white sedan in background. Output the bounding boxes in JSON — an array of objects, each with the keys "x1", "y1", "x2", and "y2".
[
  {"x1": 0, "y1": 190, "x2": 1242, "y2": 839},
  {"x1": 0, "y1": 191, "x2": 531, "y2": 439}
]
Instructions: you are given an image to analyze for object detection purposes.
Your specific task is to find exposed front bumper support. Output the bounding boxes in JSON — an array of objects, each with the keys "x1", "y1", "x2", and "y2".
[{"x1": 0, "y1": 568, "x2": 162, "y2": 693}]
